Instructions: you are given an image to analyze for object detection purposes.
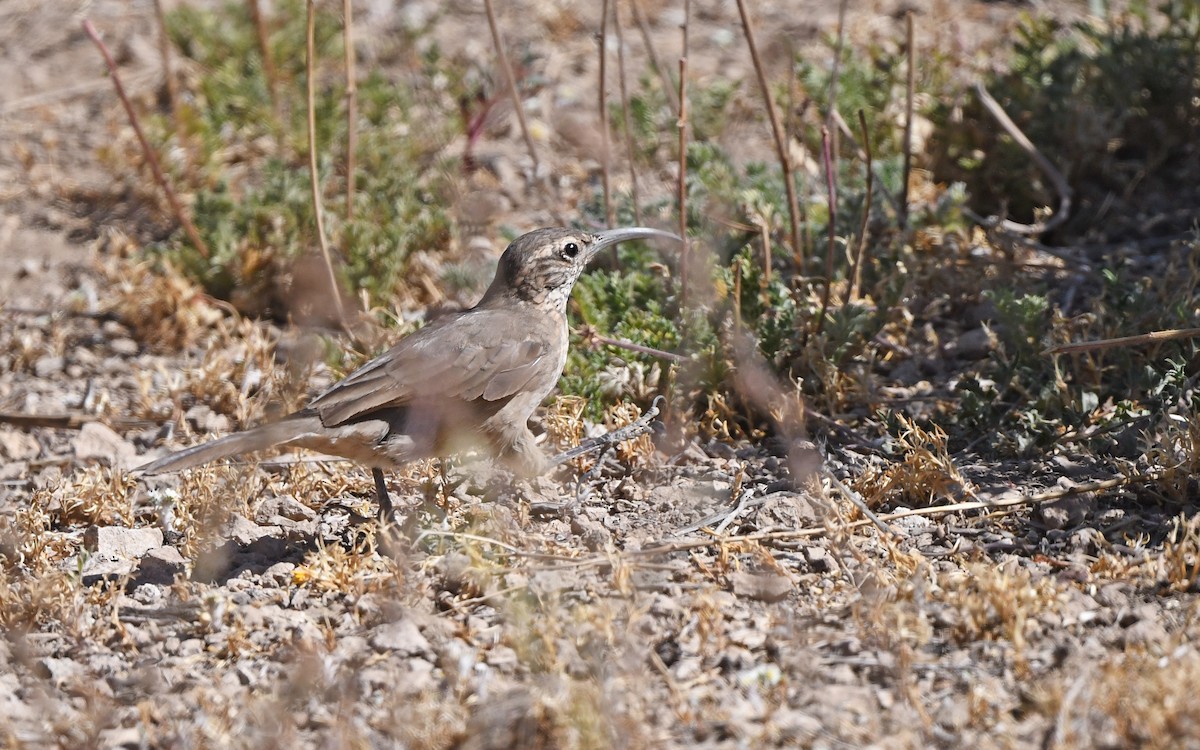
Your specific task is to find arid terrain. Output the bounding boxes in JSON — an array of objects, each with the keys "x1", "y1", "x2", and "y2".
[{"x1": 2, "y1": 1, "x2": 1200, "y2": 747}]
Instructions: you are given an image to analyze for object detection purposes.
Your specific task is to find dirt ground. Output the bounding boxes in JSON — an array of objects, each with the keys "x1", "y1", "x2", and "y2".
[{"x1": 2, "y1": 1, "x2": 1199, "y2": 748}]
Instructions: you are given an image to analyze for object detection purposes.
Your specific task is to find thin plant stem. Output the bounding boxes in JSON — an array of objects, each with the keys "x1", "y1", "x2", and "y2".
[
  {"x1": 614, "y1": 0, "x2": 642, "y2": 225},
  {"x1": 826, "y1": 0, "x2": 848, "y2": 154},
  {"x1": 483, "y1": 0, "x2": 541, "y2": 181},
  {"x1": 628, "y1": 0, "x2": 679, "y2": 117},
  {"x1": 815, "y1": 126, "x2": 837, "y2": 338},
  {"x1": 599, "y1": 0, "x2": 614, "y2": 227},
  {"x1": 732, "y1": 256, "x2": 743, "y2": 330},
  {"x1": 306, "y1": 0, "x2": 348, "y2": 328},
  {"x1": 247, "y1": 0, "x2": 281, "y2": 126},
  {"x1": 676, "y1": 0, "x2": 690, "y2": 310},
  {"x1": 900, "y1": 11, "x2": 915, "y2": 229},
  {"x1": 151, "y1": 0, "x2": 182, "y2": 133},
  {"x1": 735, "y1": 0, "x2": 802, "y2": 267},
  {"x1": 82, "y1": 19, "x2": 210, "y2": 259},
  {"x1": 848, "y1": 110, "x2": 873, "y2": 301},
  {"x1": 343, "y1": 0, "x2": 357, "y2": 221},
  {"x1": 971, "y1": 81, "x2": 1072, "y2": 235},
  {"x1": 759, "y1": 219, "x2": 771, "y2": 285}
]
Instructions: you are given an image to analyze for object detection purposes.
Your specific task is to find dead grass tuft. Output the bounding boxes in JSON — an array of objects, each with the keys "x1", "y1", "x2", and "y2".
[
  {"x1": 932, "y1": 560, "x2": 1061, "y2": 651},
  {"x1": 293, "y1": 531, "x2": 401, "y2": 596},
  {"x1": 103, "y1": 254, "x2": 226, "y2": 351},
  {"x1": 31, "y1": 465, "x2": 136, "y2": 526},
  {"x1": 855, "y1": 415, "x2": 971, "y2": 508}
]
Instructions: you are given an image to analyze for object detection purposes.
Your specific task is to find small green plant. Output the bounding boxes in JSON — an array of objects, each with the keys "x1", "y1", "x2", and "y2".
[
  {"x1": 928, "y1": 0, "x2": 1200, "y2": 239},
  {"x1": 133, "y1": 0, "x2": 457, "y2": 318}
]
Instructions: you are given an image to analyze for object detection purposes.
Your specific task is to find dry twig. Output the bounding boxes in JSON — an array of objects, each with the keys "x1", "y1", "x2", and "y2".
[
  {"x1": 628, "y1": 0, "x2": 679, "y2": 116},
  {"x1": 1045, "y1": 327, "x2": 1200, "y2": 356},
  {"x1": 613, "y1": 0, "x2": 643, "y2": 225},
  {"x1": 247, "y1": 0, "x2": 281, "y2": 124},
  {"x1": 151, "y1": 0, "x2": 182, "y2": 133},
  {"x1": 676, "y1": 0, "x2": 691, "y2": 308},
  {"x1": 814, "y1": 126, "x2": 837, "y2": 337},
  {"x1": 848, "y1": 110, "x2": 873, "y2": 301},
  {"x1": 598, "y1": 0, "x2": 615, "y2": 227},
  {"x1": 82, "y1": 19, "x2": 210, "y2": 259},
  {"x1": 305, "y1": 0, "x2": 348, "y2": 327},
  {"x1": 483, "y1": 0, "x2": 542, "y2": 181},
  {"x1": 900, "y1": 11, "x2": 915, "y2": 228},
  {"x1": 970, "y1": 81, "x2": 1073, "y2": 235},
  {"x1": 342, "y1": 0, "x2": 358, "y2": 220},
  {"x1": 735, "y1": 0, "x2": 802, "y2": 265}
]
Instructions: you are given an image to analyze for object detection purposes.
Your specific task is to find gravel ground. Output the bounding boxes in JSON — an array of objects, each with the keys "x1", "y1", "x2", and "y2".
[{"x1": 2, "y1": 1, "x2": 1198, "y2": 748}]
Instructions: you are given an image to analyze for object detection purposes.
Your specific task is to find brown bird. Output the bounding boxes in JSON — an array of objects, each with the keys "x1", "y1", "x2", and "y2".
[{"x1": 138, "y1": 226, "x2": 681, "y2": 515}]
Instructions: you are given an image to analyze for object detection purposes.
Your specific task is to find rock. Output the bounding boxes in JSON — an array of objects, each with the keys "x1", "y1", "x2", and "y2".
[
  {"x1": 84, "y1": 526, "x2": 163, "y2": 559},
  {"x1": 183, "y1": 404, "x2": 230, "y2": 435},
  {"x1": 223, "y1": 514, "x2": 283, "y2": 546},
  {"x1": 0, "y1": 673, "x2": 35, "y2": 723},
  {"x1": 0, "y1": 429, "x2": 39, "y2": 460},
  {"x1": 136, "y1": 546, "x2": 188, "y2": 585},
  {"x1": 255, "y1": 495, "x2": 316, "y2": 524},
  {"x1": 98, "y1": 727, "x2": 145, "y2": 748},
  {"x1": 263, "y1": 562, "x2": 297, "y2": 586},
  {"x1": 944, "y1": 327, "x2": 997, "y2": 359},
  {"x1": 730, "y1": 571, "x2": 793, "y2": 603},
  {"x1": 1036, "y1": 496, "x2": 1087, "y2": 530},
  {"x1": 370, "y1": 619, "x2": 431, "y2": 656},
  {"x1": 110, "y1": 338, "x2": 138, "y2": 356},
  {"x1": 804, "y1": 545, "x2": 838, "y2": 573},
  {"x1": 81, "y1": 556, "x2": 136, "y2": 586},
  {"x1": 460, "y1": 688, "x2": 547, "y2": 750},
  {"x1": 435, "y1": 554, "x2": 488, "y2": 599},
  {"x1": 34, "y1": 355, "x2": 64, "y2": 377},
  {"x1": 36, "y1": 657, "x2": 84, "y2": 685},
  {"x1": 72, "y1": 422, "x2": 137, "y2": 469}
]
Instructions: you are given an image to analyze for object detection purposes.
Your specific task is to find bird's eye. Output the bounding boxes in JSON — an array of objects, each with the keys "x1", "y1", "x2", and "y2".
[{"x1": 562, "y1": 241, "x2": 580, "y2": 259}]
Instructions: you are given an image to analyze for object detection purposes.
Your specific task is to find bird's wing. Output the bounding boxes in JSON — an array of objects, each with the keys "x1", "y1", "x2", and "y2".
[{"x1": 308, "y1": 308, "x2": 554, "y2": 427}]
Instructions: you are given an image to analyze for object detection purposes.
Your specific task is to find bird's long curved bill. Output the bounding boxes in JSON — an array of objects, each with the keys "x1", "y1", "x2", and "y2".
[{"x1": 590, "y1": 227, "x2": 683, "y2": 258}]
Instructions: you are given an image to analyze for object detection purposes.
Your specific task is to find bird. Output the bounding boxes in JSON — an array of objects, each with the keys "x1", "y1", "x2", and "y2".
[{"x1": 137, "y1": 226, "x2": 682, "y2": 516}]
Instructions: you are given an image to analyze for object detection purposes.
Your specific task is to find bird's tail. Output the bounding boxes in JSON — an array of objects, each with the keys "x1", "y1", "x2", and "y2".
[{"x1": 137, "y1": 415, "x2": 320, "y2": 475}]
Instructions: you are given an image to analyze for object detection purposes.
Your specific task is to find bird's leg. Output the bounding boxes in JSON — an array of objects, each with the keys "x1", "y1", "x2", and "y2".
[{"x1": 373, "y1": 468, "x2": 394, "y2": 522}]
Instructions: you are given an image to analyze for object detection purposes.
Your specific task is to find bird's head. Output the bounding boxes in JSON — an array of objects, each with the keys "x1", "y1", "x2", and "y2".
[{"x1": 481, "y1": 226, "x2": 682, "y2": 312}]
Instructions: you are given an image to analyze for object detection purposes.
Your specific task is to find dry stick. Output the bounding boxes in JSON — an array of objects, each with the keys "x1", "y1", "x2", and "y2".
[
  {"x1": 483, "y1": 0, "x2": 542, "y2": 184},
  {"x1": 1045, "y1": 327, "x2": 1200, "y2": 356},
  {"x1": 500, "y1": 474, "x2": 1137, "y2": 571},
  {"x1": 826, "y1": 0, "x2": 848, "y2": 159},
  {"x1": 624, "y1": 475, "x2": 1134, "y2": 558},
  {"x1": 613, "y1": 0, "x2": 643, "y2": 225},
  {"x1": 758, "y1": 217, "x2": 772, "y2": 284},
  {"x1": 151, "y1": 0, "x2": 182, "y2": 133},
  {"x1": 305, "y1": 0, "x2": 348, "y2": 328},
  {"x1": 548, "y1": 396, "x2": 663, "y2": 467},
  {"x1": 733, "y1": 256, "x2": 743, "y2": 329},
  {"x1": 342, "y1": 0, "x2": 357, "y2": 221},
  {"x1": 900, "y1": 11, "x2": 915, "y2": 229},
  {"x1": 972, "y1": 81, "x2": 1073, "y2": 235},
  {"x1": 598, "y1": 0, "x2": 615, "y2": 227},
  {"x1": 735, "y1": 0, "x2": 802, "y2": 266},
  {"x1": 847, "y1": 109, "x2": 873, "y2": 301},
  {"x1": 676, "y1": 0, "x2": 690, "y2": 309},
  {"x1": 593, "y1": 333, "x2": 687, "y2": 363},
  {"x1": 82, "y1": 20, "x2": 210, "y2": 260},
  {"x1": 814, "y1": 126, "x2": 837, "y2": 337},
  {"x1": 830, "y1": 108, "x2": 902, "y2": 215},
  {"x1": 247, "y1": 0, "x2": 281, "y2": 125},
  {"x1": 628, "y1": 0, "x2": 679, "y2": 117}
]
